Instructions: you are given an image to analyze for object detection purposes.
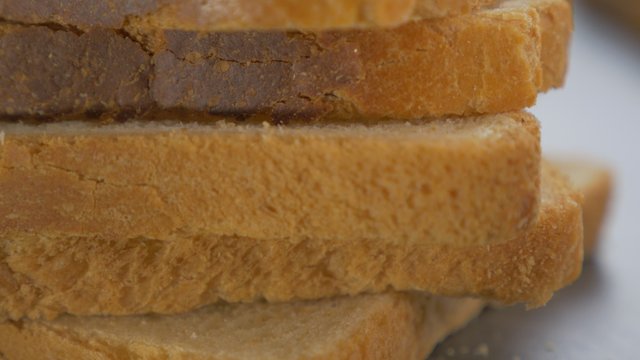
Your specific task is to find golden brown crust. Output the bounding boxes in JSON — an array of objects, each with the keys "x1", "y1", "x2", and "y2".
[
  {"x1": 0, "y1": 152, "x2": 580, "y2": 320},
  {"x1": 0, "y1": 113, "x2": 540, "y2": 249},
  {"x1": 0, "y1": 0, "x2": 571, "y2": 122},
  {"x1": 0, "y1": 294, "x2": 485, "y2": 360},
  {"x1": 0, "y1": 0, "x2": 497, "y2": 31}
]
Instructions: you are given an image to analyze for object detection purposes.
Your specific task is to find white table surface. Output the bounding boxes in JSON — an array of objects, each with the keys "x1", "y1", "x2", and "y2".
[{"x1": 431, "y1": 1, "x2": 640, "y2": 359}]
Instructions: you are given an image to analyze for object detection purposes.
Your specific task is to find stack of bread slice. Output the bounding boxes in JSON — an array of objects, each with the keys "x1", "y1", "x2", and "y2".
[{"x1": 0, "y1": 0, "x2": 612, "y2": 358}]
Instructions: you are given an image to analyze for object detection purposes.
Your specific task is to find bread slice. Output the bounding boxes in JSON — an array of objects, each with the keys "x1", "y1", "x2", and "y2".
[
  {"x1": 556, "y1": 159, "x2": 613, "y2": 256},
  {"x1": 0, "y1": 0, "x2": 571, "y2": 121},
  {"x1": 0, "y1": 0, "x2": 496, "y2": 31},
  {"x1": 0, "y1": 151, "x2": 581, "y2": 320},
  {"x1": 0, "y1": 112, "x2": 540, "y2": 249},
  {"x1": 0, "y1": 294, "x2": 485, "y2": 360}
]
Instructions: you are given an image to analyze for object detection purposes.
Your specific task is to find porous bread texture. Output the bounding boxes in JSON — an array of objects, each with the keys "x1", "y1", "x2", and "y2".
[
  {"x1": 0, "y1": 0, "x2": 571, "y2": 122},
  {"x1": 0, "y1": 294, "x2": 485, "y2": 360},
  {"x1": 0, "y1": 159, "x2": 581, "y2": 320},
  {"x1": 0, "y1": 0, "x2": 495, "y2": 31},
  {"x1": 556, "y1": 159, "x2": 613, "y2": 256},
  {"x1": 0, "y1": 112, "x2": 540, "y2": 248}
]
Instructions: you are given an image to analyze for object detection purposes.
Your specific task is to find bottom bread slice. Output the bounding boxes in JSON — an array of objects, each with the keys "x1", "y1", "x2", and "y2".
[
  {"x1": 555, "y1": 159, "x2": 614, "y2": 256},
  {"x1": 0, "y1": 294, "x2": 485, "y2": 360}
]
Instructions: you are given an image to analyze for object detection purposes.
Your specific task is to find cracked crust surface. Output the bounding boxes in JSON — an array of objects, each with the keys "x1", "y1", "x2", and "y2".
[
  {"x1": 0, "y1": 148, "x2": 581, "y2": 320},
  {"x1": 0, "y1": 0, "x2": 495, "y2": 31},
  {"x1": 0, "y1": 0, "x2": 571, "y2": 122},
  {"x1": 0, "y1": 25, "x2": 152, "y2": 120},
  {"x1": 0, "y1": 294, "x2": 485, "y2": 360}
]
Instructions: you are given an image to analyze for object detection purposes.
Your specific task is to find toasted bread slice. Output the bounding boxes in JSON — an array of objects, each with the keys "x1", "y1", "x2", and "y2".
[
  {"x1": 0, "y1": 0, "x2": 571, "y2": 121},
  {"x1": 0, "y1": 113, "x2": 540, "y2": 249},
  {"x1": 0, "y1": 146, "x2": 582, "y2": 320},
  {"x1": 0, "y1": 294, "x2": 484, "y2": 360},
  {"x1": 556, "y1": 159, "x2": 614, "y2": 255},
  {"x1": 0, "y1": 0, "x2": 496, "y2": 31}
]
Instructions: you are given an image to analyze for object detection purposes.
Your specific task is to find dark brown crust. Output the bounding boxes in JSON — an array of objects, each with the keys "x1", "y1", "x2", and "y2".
[
  {"x1": 148, "y1": 31, "x2": 364, "y2": 122},
  {"x1": 0, "y1": 25, "x2": 152, "y2": 120}
]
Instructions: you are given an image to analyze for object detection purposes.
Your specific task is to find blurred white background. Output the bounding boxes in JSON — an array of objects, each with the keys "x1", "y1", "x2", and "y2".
[{"x1": 432, "y1": 1, "x2": 640, "y2": 358}]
